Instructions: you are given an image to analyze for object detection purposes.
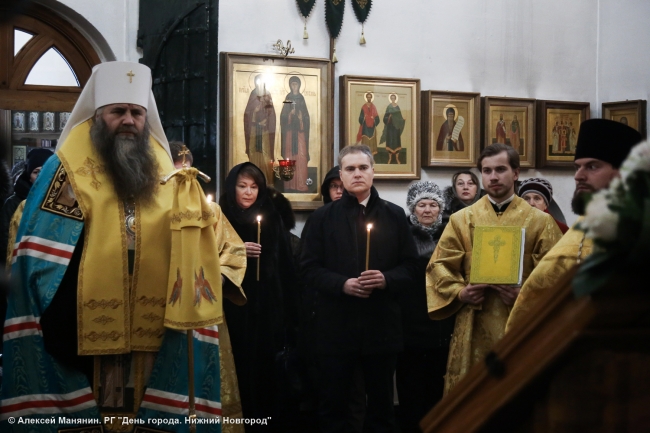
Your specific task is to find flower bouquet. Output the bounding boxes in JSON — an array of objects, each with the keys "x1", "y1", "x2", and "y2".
[{"x1": 573, "y1": 140, "x2": 650, "y2": 296}]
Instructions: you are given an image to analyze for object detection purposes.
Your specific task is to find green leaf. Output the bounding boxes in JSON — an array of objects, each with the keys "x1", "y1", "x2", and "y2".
[
  {"x1": 627, "y1": 198, "x2": 650, "y2": 268},
  {"x1": 572, "y1": 252, "x2": 620, "y2": 297}
]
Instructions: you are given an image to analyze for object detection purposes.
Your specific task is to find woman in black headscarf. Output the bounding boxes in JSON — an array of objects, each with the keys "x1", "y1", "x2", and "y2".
[
  {"x1": 1, "y1": 148, "x2": 53, "y2": 263},
  {"x1": 219, "y1": 162, "x2": 299, "y2": 432}
]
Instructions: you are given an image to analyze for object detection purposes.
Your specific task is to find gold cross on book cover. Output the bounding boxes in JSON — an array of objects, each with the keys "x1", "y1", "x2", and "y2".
[{"x1": 469, "y1": 226, "x2": 525, "y2": 285}]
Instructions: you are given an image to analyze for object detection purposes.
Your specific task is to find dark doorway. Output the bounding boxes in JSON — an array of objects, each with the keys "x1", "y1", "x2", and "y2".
[{"x1": 138, "y1": 0, "x2": 218, "y2": 196}]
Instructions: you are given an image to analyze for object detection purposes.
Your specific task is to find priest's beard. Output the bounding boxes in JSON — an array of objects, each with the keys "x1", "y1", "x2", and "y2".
[
  {"x1": 571, "y1": 190, "x2": 587, "y2": 215},
  {"x1": 90, "y1": 117, "x2": 160, "y2": 206}
]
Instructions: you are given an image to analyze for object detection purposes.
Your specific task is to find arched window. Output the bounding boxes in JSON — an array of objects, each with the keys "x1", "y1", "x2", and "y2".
[
  {"x1": 1, "y1": 3, "x2": 100, "y2": 111},
  {"x1": 1, "y1": 3, "x2": 101, "y2": 167}
]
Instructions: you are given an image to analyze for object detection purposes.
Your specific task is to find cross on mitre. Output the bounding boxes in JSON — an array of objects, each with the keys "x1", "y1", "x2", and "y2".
[{"x1": 126, "y1": 70, "x2": 135, "y2": 83}]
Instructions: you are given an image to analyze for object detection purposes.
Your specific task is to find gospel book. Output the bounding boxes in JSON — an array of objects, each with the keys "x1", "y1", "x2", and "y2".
[{"x1": 469, "y1": 226, "x2": 525, "y2": 285}]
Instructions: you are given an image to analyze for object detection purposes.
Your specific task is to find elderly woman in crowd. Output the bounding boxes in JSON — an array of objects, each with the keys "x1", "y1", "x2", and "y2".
[
  {"x1": 519, "y1": 177, "x2": 569, "y2": 234},
  {"x1": 396, "y1": 181, "x2": 455, "y2": 433},
  {"x1": 219, "y1": 162, "x2": 299, "y2": 432}
]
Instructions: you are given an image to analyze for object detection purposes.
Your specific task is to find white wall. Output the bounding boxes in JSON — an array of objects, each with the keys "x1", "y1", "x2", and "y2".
[
  {"x1": 219, "y1": 0, "x2": 598, "y2": 232},
  {"x1": 598, "y1": 0, "x2": 650, "y2": 126},
  {"x1": 49, "y1": 0, "x2": 650, "y2": 233},
  {"x1": 55, "y1": 0, "x2": 140, "y2": 62}
]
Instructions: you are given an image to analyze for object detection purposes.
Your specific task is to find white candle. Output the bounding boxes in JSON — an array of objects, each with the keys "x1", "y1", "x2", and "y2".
[
  {"x1": 257, "y1": 215, "x2": 262, "y2": 281},
  {"x1": 365, "y1": 223, "x2": 373, "y2": 271}
]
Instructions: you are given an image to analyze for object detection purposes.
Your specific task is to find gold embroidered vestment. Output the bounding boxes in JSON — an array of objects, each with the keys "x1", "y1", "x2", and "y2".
[
  {"x1": 426, "y1": 196, "x2": 561, "y2": 393},
  {"x1": 505, "y1": 218, "x2": 593, "y2": 333}
]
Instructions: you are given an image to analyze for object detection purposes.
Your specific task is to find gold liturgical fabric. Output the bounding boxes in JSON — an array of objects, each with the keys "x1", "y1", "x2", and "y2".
[
  {"x1": 58, "y1": 119, "x2": 174, "y2": 355},
  {"x1": 426, "y1": 195, "x2": 561, "y2": 394},
  {"x1": 208, "y1": 201, "x2": 247, "y2": 308},
  {"x1": 165, "y1": 168, "x2": 223, "y2": 329},
  {"x1": 470, "y1": 226, "x2": 524, "y2": 285},
  {"x1": 505, "y1": 218, "x2": 593, "y2": 333},
  {"x1": 6, "y1": 175, "x2": 248, "y2": 430},
  {"x1": 6, "y1": 200, "x2": 26, "y2": 268},
  {"x1": 207, "y1": 200, "x2": 247, "y2": 432}
]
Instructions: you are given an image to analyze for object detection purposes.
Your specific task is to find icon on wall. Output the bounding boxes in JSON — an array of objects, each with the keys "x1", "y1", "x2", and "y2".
[
  {"x1": 13, "y1": 145, "x2": 27, "y2": 167},
  {"x1": 43, "y1": 112, "x2": 56, "y2": 131},
  {"x1": 59, "y1": 112, "x2": 71, "y2": 131},
  {"x1": 12, "y1": 111, "x2": 26, "y2": 132},
  {"x1": 28, "y1": 111, "x2": 40, "y2": 132}
]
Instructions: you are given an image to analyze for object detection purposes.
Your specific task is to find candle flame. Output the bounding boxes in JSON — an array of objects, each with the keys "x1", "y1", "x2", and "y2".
[
  {"x1": 367, "y1": 223, "x2": 373, "y2": 230},
  {"x1": 257, "y1": 215, "x2": 262, "y2": 222},
  {"x1": 206, "y1": 194, "x2": 213, "y2": 203}
]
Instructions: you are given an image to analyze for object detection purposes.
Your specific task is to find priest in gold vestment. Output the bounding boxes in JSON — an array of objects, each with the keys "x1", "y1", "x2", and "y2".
[
  {"x1": 427, "y1": 144, "x2": 562, "y2": 394},
  {"x1": 506, "y1": 119, "x2": 642, "y2": 333}
]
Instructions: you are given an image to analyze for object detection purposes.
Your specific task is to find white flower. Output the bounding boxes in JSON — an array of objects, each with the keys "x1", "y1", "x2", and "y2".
[
  {"x1": 583, "y1": 191, "x2": 619, "y2": 242},
  {"x1": 620, "y1": 140, "x2": 650, "y2": 182},
  {"x1": 604, "y1": 177, "x2": 627, "y2": 195}
]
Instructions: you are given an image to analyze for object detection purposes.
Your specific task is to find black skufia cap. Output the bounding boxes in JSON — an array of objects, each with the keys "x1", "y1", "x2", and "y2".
[{"x1": 574, "y1": 119, "x2": 642, "y2": 168}]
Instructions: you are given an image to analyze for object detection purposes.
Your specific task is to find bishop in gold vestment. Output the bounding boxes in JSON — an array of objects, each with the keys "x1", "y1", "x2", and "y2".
[
  {"x1": 426, "y1": 195, "x2": 561, "y2": 393},
  {"x1": 505, "y1": 219, "x2": 592, "y2": 333},
  {"x1": 5, "y1": 196, "x2": 248, "y2": 433},
  {"x1": 1, "y1": 62, "x2": 248, "y2": 432}
]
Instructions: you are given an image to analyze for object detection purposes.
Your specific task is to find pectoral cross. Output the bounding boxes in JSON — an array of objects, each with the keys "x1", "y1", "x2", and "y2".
[
  {"x1": 126, "y1": 70, "x2": 135, "y2": 83},
  {"x1": 178, "y1": 145, "x2": 190, "y2": 167},
  {"x1": 488, "y1": 235, "x2": 506, "y2": 263}
]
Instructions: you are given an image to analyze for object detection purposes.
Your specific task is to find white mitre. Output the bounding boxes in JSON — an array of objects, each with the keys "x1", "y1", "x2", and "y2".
[{"x1": 56, "y1": 61, "x2": 171, "y2": 161}]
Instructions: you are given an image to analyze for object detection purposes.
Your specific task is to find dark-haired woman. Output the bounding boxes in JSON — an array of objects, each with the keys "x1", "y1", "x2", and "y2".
[
  {"x1": 438, "y1": 170, "x2": 485, "y2": 238},
  {"x1": 219, "y1": 162, "x2": 298, "y2": 431}
]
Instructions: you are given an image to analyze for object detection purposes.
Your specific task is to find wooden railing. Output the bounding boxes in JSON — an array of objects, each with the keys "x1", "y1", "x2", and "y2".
[{"x1": 420, "y1": 267, "x2": 650, "y2": 433}]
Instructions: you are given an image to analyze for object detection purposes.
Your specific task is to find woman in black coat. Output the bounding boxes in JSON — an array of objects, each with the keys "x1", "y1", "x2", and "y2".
[
  {"x1": 219, "y1": 162, "x2": 299, "y2": 431},
  {"x1": 0, "y1": 148, "x2": 53, "y2": 262},
  {"x1": 396, "y1": 181, "x2": 456, "y2": 433}
]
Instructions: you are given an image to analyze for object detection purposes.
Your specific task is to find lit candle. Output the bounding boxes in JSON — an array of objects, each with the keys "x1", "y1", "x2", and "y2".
[
  {"x1": 257, "y1": 215, "x2": 262, "y2": 281},
  {"x1": 206, "y1": 194, "x2": 213, "y2": 203},
  {"x1": 366, "y1": 223, "x2": 372, "y2": 271}
]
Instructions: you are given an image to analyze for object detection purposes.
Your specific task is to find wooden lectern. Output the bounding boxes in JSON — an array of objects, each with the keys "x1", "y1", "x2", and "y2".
[{"x1": 420, "y1": 267, "x2": 650, "y2": 432}]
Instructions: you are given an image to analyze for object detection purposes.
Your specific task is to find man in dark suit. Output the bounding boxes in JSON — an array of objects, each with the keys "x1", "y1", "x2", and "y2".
[{"x1": 301, "y1": 144, "x2": 418, "y2": 433}]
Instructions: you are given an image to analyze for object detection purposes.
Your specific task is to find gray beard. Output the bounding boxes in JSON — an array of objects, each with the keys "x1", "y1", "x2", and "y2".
[{"x1": 90, "y1": 117, "x2": 160, "y2": 206}]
